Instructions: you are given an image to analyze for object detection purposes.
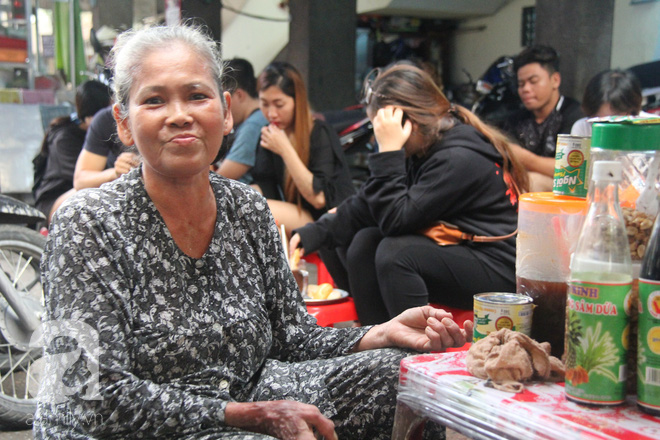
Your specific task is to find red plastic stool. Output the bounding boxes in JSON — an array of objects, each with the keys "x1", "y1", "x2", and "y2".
[
  {"x1": 429, "y1": 303, "x2": 473, "y2": 328},
  {"x1": 306, "y1": 297, "x2": 359, "y2": 327},
  {"x1": 302, "y1": 252, "x2": 335, "y2": 286}
]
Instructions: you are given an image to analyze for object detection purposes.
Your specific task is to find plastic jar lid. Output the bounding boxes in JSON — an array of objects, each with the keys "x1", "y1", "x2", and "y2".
[
  {"x1": 519, "y1": 192, "x2": 588, "y2": 214},
  {"x1": 591, "y1": 119, "x2": 660, "y2": 151}
]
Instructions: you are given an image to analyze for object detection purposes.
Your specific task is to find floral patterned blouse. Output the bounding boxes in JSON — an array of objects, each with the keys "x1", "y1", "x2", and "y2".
[{"x1": 34, "y1": 168, "x2": 370, "y2": 438}]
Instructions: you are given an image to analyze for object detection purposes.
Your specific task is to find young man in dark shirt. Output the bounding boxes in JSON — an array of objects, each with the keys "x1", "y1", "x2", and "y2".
[{"x1": 503, "y1": 45, "x2": 583, "y2": 189}]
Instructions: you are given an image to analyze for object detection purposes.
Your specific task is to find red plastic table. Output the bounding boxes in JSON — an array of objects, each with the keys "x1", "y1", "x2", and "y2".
[{"x1": 392, "y1": 351, "x2": 660, "y2": 440}]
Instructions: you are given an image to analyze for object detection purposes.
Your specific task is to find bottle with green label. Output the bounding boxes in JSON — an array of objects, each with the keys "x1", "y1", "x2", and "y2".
[
  {"x1": 638, "y1": 196, "x2": 660, "y2": 416},
  {"x1": 565, "y1": 160, "x2": 633, "y2": 406}
]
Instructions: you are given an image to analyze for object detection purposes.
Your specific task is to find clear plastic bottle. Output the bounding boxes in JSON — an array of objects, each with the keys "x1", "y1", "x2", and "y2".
[
  {"x1": 565, "y1": 160, "x2": 633, "y2": 406},
  {"x1": 638, "y1": 201, "x2": 660, "y2": 415}
]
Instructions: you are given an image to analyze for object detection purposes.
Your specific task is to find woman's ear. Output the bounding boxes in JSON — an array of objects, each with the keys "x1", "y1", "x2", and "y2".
[
  {"x1": 223, "y1": 91, "x2": 234, "y2": 135},
  {"x1": 113, "y1": 103, "x2": 134, "y2": 146}
]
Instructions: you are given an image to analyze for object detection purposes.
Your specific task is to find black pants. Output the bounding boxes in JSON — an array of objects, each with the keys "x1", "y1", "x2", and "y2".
[{"x1": 321, "y1": 227, "x2": 515, "y2": 325}]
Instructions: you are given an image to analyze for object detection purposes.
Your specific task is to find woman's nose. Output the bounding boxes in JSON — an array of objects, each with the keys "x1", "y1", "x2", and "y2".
[
  {"x1": 167, "y1": 101, "x2": 193, "y2": 126},
  {"x1": 266, "y1": 107, "x2": 277, "y2": 121}
]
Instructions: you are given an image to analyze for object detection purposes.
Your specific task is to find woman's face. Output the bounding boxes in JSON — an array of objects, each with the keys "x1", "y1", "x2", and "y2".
[
  {"x1": 259, "y1": 85, "x2": 295, "y2": 132},
  {"x1": 115, "y1": 43, "x2": 232, "y2": 180}
]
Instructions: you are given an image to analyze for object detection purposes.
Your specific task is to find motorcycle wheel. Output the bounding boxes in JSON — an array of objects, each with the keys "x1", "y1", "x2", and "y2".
[{"x1": 0, "y1": 225, "x2": 46, "y2": 429}]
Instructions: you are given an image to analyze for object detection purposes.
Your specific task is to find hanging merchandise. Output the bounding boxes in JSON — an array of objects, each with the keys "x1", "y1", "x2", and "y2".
[{"x1": 54, "y1": 0, "x2": 86, "y2": 87}]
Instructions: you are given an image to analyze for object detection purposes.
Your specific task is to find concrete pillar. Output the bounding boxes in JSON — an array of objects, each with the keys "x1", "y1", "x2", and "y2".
[
  {"x1": 93, "y1": 0, "x2": 133, "y2": 31},
  {"x1": 535, "y1": 0, "x2": 615, "y2": 102},
  {"x1": 133, "y1": 0, "x2": 157, "y2": 26},
  {"x1": 288, "y1": 0, "x2": 357, "y2": 111},
  {"x1": 181, "y1": 0, "x2": 221, "y2": 42}
]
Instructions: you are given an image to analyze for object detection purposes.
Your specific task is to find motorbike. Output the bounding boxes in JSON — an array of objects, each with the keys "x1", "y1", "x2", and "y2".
[
  {"x1": 0, "y1": 194, "x2": 47, "y2": 429},
  {"x1": 322, "y1": 105, "x2": 376, "y2": 191},
  {"x1": 470, "y1": 56, "x2": 524, "y2": 129}
]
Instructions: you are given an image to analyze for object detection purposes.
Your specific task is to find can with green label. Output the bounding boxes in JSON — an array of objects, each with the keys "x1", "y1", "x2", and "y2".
[
  {"x1": 553, "y1": 134, "x2": 590, "y2": 198},
  {"x1": 564, "y1": 276, "x2": 632, "y2": 406},
  {"x1": 472, "y1": 293, "x2": 533, "y2": 343}
]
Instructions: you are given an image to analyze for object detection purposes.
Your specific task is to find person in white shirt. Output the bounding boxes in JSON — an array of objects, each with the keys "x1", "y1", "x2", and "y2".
[{"x1": 571, "y1": 69, "x2": 655, "y2": 137}]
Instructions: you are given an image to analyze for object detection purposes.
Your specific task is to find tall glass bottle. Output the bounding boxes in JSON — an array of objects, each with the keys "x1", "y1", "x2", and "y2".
[
  {"x1": 638, "y1": 198, "x2": 660, "y2": 415},
  {"x1": 565, "y1": 161, "x2": 633, "y2": 406}
]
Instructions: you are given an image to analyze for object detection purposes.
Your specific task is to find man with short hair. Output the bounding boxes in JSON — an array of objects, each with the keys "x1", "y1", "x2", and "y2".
[
  {"x1": 216, "y1": 58, "x2": 268, "y2": 184},
  {"x1": 503, "y1": 45, "x2": 583, "y2": 187}
]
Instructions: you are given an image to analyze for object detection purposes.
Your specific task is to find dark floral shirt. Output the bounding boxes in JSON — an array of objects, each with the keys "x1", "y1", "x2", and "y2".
[{"x1": 34, "y1": 168, "x2": 369, "y2": 438}]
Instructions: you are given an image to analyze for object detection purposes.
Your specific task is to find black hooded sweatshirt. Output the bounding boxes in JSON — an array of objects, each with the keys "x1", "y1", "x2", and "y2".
[{"x1": 295, "y1": 122, "x2": 520, "y2": 276}]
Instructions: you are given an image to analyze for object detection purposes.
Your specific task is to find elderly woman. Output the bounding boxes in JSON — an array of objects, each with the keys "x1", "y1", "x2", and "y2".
[{"x1": 34, "y1": 25, "x2": 471, "y2": 440}]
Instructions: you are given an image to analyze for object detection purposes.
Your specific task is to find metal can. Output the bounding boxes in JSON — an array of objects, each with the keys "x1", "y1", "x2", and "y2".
[
  {"x1": 553, "y1": 134, "x2": 591, "y2": 198},
  {"x1": 473, "y1": 293, "x2": 534, "y2": 343}
]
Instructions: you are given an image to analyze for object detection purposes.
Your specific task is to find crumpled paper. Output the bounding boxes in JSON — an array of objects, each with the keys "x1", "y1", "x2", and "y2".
[{"x1": 466, "y1": 328, "x2": 565, "y2": 393}]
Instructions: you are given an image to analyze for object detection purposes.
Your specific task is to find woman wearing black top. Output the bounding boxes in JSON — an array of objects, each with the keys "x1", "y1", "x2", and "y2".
[
  {"x1": 291, "y1": 64, "x2": 529, "y2": 325},
  {"x1": 32, "y1": 80, "x2": 112, "y2": 223},
  {"x1": 252, "y1": 62, "x2": 355, "y2": 235}
]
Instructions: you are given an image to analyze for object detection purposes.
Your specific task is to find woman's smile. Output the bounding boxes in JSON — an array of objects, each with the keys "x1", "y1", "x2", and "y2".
[{"x1": 168, "y1": 133, "x2": 199, "y2": 145}]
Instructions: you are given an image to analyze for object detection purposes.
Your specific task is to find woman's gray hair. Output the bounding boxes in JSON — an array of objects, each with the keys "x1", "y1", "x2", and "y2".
[{"x1": 109, "y1": 24, "x2": 225, "y2": 118}]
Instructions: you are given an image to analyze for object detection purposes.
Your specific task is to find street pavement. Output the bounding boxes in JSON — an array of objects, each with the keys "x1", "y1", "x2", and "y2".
[{"x1": 0, "y1": 429, "x2": 31, "y2": 439}]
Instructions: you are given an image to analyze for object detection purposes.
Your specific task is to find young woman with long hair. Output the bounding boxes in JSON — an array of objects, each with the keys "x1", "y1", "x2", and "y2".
[
  {"x1": 291, "y1": 63, "x2": 529, "y2": 325},
  {"x1": 252, "y1": 61, "x2": 355, "y2": 234}
]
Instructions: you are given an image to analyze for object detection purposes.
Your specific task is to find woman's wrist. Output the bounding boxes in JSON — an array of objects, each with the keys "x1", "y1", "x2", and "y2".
[
  {"x1": 279, "y1": 142, "x2": 298, "y2": 162},
  {"x1": 355, "y1": 323, "x2": 389, "y2": 351},
  {"x1": 224, "y1": 401, "x2": 256, "y2": 429}
]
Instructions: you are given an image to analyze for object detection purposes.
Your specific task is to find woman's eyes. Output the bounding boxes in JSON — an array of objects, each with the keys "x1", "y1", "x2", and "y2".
[
  {"x1": 141, "y1": 93, "x2": 209, "y2": 105},
  {"x1": 143, "y1": 96, "x2": 163, "y2": 105}
]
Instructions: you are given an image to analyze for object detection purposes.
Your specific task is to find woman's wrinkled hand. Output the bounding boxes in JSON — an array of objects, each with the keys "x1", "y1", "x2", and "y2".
[
  {"x1": 225, "y1": 400, "x2": 337, "y2": 440},
  {"x1": 260, "y1": 124, "x2": 293, "y2": 156},
  {"x1": 358, "y1": 306, "x2": 473, "y2": 353},
  {"x1": 371, "y1": 106, "x2": 413, "y2": 153},
  {"x1": 390, "y1": 306, "x2": 473, "y2": 351},
  {"x1": 114, "y1": 152, "x2": 140, "y2": 178}
]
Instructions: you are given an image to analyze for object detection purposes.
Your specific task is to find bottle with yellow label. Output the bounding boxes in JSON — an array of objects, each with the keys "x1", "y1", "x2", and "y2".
[
  {"x1": 565, "y1": 161, "x2": 633, "y2": 406},
  {"x1": 638, "y1": 198, "x2": 660, "y2": 416}
]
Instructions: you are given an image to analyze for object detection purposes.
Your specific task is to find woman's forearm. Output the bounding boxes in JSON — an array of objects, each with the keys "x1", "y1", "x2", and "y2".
[
  {"x1": 281, "y1": 148, "x2": 326, "y2": 208},
  {"x1": 74, "y1": 168, "x2": 118, "y2": 190},
  {"x1": 510, "y1": 144, "x2": 555, "y2": 177}
]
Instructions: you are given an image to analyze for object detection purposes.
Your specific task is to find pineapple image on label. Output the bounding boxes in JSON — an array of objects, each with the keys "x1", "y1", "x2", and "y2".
[{"x1": 565, "y1": 279, "x2": 630, "y2": 405}]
